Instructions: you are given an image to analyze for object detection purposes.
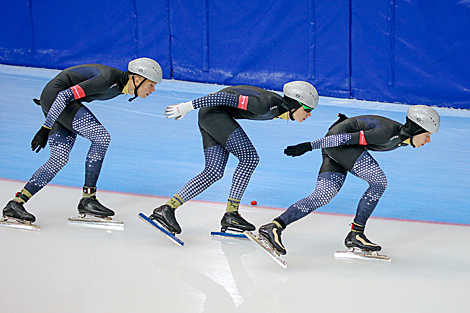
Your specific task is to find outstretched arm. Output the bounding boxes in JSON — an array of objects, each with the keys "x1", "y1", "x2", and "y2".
[
  {"x1": 164, "y1": 92, "x2": 241, "y2": 120},
  {"x1": 284, "y1": 133, "x2": 355, "y2": 157}
]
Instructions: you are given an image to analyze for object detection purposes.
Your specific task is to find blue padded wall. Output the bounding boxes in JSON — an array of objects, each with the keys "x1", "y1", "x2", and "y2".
[
  {"x1": 351, "y1": 0, "x2": 470, "y2": 108},
  {"x1": 1, "y1": 0, "x2": 469, "y2": 108},
  {"x1": 0, "y1": 0, "x2": 172, "y2": 77},
  {"x1": 170, "y1": 0, "x2": 351, "y2": 98}
]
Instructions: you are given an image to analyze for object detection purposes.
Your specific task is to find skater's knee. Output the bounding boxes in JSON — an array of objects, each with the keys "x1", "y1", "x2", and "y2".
[
  {"x1": 84, "y1": 126, "x2": 111, "y2": 147},
  {"x1": 319, "y1": 197, "x2": 333, "y2": 207},
  {"x1": 238, "y1": 149, "x2": 259, "y2": 169},
  {"x1": 103, "y1": 129, "x2": 111, "y2": 142},
  {"x1": 380, "y1": 178, "x2": 387, "y2": 191},
  {"x1": 98, "y1": 129, "x2": 111, "y2": 146},
  {"x1": 309, "y1": 178, "x2": 343, "y2": 207},
  {"x1": 370, "y1": 175, "x2": 387, "y2": 193},
  {"x1": 210, "y1": 170, "x2": 224, "y2": 182},
  {"x1": 49, "y1": 153, "x2": 69, "y2": 169},
  {"x1": 58, "y1": 156, "x2": 69, "y2": 169},
  {"x1": 204, "y1": 166, "x2": 225, "y2": 182},
  {"x1": 310, "y1": 194, "x2": 335, "y2": 208},
  {"x1": 252, "y1": 152, "x2": 260, "y2": 167},
  {"x1": 89, "y1": 131, "x2": 111, "y2": 155}
]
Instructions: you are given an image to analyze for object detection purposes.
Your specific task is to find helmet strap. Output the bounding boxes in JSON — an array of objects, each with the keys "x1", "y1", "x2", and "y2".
[
  {"x1": 289, "y1": 106, "x2": 301, "y2": 121},
  {"x1": 281, "y1": 96, "x2": 304, "y2": 121},
  {"x1": 128, "y1": 75, "x2": 147, "y2": 102},
  {"x1": 410, "y1": 135, "x2": 416, "y2": 148}
]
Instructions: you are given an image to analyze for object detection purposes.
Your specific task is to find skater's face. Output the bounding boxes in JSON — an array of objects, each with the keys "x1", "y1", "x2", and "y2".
[
  {"x1": 412, "y1": 132, "x2": 432, "y2": 148},
  {"x1": 129, "y1": 75, "x2": 157, "y2": 99},
  {"x1": 292, "y1": 106, "x2": 312, "y2": 123},
  {"x1": 136, "y1": 77, "x2": 157, "y2": 99}
]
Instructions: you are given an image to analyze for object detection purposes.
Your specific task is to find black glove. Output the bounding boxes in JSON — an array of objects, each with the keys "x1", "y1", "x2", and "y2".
[
  {"x1": 284, "y1": 142, "x2": 312, "y2": 157},
  {"x1": 31, "y1": 126, "x2": 51, "y2": 153}
]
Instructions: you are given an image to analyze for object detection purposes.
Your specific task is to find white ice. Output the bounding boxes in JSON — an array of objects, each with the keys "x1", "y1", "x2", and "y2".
[{"x1": 1, "y1": 180, "x2": 469, "y2": 312}]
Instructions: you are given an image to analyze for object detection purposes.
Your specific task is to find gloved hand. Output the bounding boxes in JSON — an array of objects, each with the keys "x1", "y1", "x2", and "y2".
[
  {"x1": 284, "y1": 142, "x2": 312, "y2": 157},
  {"x1": 165, "y1": 101, "x2": 194, "y2": 120},
  {"x1": 31, "y1": 125, "x2": 51, "y2": 153}
]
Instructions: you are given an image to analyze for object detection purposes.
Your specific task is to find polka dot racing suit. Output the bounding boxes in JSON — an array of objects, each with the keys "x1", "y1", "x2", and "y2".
[
  {"x1": 172, "y1": 85, "x2": 294, "y2": 211},
  {"x1": 24, "y1": 64, "x2": 129, "y2": 196},
  {"x1": 279, "y1": 115, "x2": 413, "y2": 228}
]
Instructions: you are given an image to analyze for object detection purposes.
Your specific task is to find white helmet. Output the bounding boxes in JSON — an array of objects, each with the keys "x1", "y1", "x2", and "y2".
[
  {"x1": 128, "y1": 58, "x2": 162, "y2": 83},
  {"x1": 283, "y1": 81, "x2": 319, "y2": 109},
  {"x1": 407, "y1": 105, "x2": 440, "y2": 134}
]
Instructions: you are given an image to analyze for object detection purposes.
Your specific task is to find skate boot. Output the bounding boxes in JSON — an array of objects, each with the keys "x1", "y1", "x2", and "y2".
[
  {"x1": 3, "y1": 200, "x2": 36, "y2": 222},
  {"x1": 344, "y1": 223, "x2": 381, "y2": 252},
  {"x1": 259, "y1": 221, "x2": 286, "y2": 255},
  {"x1": 150, "y1": 205, "x2": 181, "y2": 234},
  {"x1": 68, "y1": 197, "x2": 123, "y2": 228},
  {"x1": 78, "y1": 197, "x2": 115, "y2": 217},
  {"x1": 220, "y1": 211, "x2": 256, "y2": 232}
]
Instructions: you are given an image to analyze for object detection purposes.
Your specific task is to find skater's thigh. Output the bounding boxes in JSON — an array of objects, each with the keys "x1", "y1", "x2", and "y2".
[
  {"x1": 45, "y1": 101, "x2": 84, "y2": 137},
  {"x1": 198, "y1": 107, "x2": 241, "y2": 149},
  {"x1": 319, "y1": 152, "x2": 348, "y2": 175},
  {"x1": 322, "y1": 145, "x2": 364, "y2": 172}
]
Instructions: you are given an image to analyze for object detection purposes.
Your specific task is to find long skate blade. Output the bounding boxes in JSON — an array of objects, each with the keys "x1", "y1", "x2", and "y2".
[
  {"x1": 334, "y1": 249, "x2": 391, "y2": 262},
  {"x1": 244, "y1": 231, "x2": 287, "y2": 269},
  {"x1": 68, "y1": 214, "x2": 124, "y2": 230},
  {"x1": 138, "y1": 213, "x2": 184, "y2": 246},
  {"x1": 0, "y1": 217, "x2": 41, "y2": 231},
  {"x1": 210, "y1": 231, "x2": 248, "y2": 239}
]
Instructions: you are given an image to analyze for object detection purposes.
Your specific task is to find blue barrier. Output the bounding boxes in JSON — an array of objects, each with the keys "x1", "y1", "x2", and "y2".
[{"x1": 1, "y1": 0, "x2": 469, "y2": 109}]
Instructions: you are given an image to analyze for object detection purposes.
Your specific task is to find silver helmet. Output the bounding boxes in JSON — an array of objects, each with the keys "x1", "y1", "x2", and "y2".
[
  {"x1": 128, "y1": 58, "x2": 162, "y2": 83},
  {"x1": 407, "y1": 105, "x2": 440, "y2": 134},
  {"x1": 283, "y1": 81, "x2": 319, "y2": 109}
]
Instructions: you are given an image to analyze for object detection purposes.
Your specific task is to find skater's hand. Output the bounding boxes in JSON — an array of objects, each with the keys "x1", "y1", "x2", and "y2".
[
  {"x1": 284, "y1": 142, "x2": 312, "y2": 157},
  {"x1": 31, "y1": 125, "x2": 51, "y2": 153},
  {"x1": 165, "y1": 101, "x2": 194, "y2": 120}
]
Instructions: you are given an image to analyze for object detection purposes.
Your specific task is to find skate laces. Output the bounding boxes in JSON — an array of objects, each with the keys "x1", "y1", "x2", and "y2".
[
  {"x1": 350, "y1": 222, "x2": 365, "y2": 233},
  {"x1": 14, "y1": 191, "x2": 31, "y2": 204}
]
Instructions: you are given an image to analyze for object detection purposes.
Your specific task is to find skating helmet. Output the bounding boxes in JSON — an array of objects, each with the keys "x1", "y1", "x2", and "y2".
[
  {"x1": 128, "y1": 58, "x2": 162, "y2": 83},
  {"x1": 407, "y1": 105, "x2": 440, "y2": 134},
  {"x1": 283, "y1": 81, "x2": 319, "y2": 109}
]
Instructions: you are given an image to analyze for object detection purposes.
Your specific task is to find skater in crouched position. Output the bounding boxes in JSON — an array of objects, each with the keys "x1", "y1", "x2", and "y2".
[
  {"x1": 149, "y1": 81, "x2": 318, "y2": 235},
  {"x1": 2, "y1": 58, "x2": 162, "y2": 225},
  {"x1": 259, "y1": 105, "x2": 440, "y2": 255}
]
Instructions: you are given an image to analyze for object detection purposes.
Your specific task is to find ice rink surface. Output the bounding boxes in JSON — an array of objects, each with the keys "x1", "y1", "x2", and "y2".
[
  {"x1": 1, "y1": 65, "x2": 470, "y2": 312},
  {"x1": 1, "y1": 180, "x2": 469, "y2": 313}
]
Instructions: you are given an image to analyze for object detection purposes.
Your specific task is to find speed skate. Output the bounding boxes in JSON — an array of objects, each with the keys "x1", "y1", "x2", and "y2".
[
  {"x1": 211, "y1": 226, "x2": 248, "y2": 239},
  {"x1": 244, "y1": 231, "x2": 287, "y2": 268},
  {"x1": 334, "y1": 247, "x2": 391, "y2": 262},
  {"x1": 0, "y1": 216, "x2": 41, "y2": 231},
  {"x1": 68, "y1": 213, "x2": 124, "y2": 229},
  {"x1": 138, "y1": 212, "x2": 184, "y2": 246},
  {"x1": 210, "y1": 230, "x2": 248, "y2": 239}
]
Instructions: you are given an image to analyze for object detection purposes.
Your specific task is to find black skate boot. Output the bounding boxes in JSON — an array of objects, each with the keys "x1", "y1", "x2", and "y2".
[
  {"x1": 220, "y1": 211, "x2": 256, "y2": 232},
  {"x1": 150, "y1": 205, "x2": 181, "y2": 234},
  {"x1": 259, "y1": 221, "x2": 286, "y2": 255},
  {"x1": 3, "y1": 200, "x2": 36, "y2": 222},
  {"x1": 78, "y1": 197, "x2": 115, "y2": 217},
  {"x1": 344, "y1": 223, "x2": 381, "y2": 252}
]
